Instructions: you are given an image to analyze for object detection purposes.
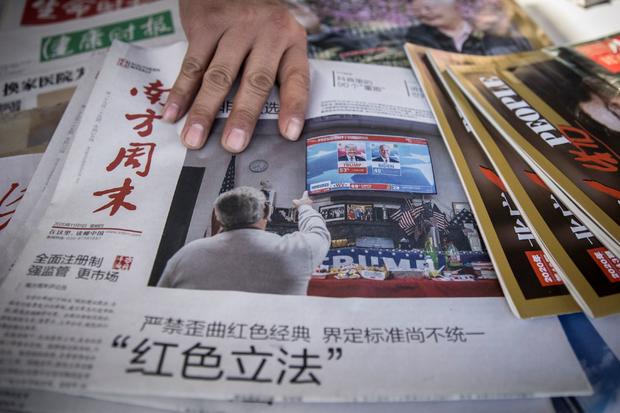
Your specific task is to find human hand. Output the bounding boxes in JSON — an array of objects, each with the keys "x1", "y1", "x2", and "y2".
[
  {"x1": 162, "y1": 0, "x2": 309, "y2": 153},
  {"x1": 292, "y1": 191, "x2": 312, "y2": 209}
]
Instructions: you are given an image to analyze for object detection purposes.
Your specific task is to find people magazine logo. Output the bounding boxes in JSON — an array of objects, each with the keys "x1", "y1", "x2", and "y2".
[{"x1": 113, "y1": 256, "x2": 134, "y2": 271}]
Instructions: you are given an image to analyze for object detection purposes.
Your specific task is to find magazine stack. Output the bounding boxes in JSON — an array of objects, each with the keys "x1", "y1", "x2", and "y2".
[{"x1": 406, "y1": 33, "x2": 620, "y2": 318}]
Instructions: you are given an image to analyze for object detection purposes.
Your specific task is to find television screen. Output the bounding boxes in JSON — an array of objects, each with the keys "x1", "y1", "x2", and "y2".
[{"x1": 307, "y1": 133, "x2": 436, "y2": 195}]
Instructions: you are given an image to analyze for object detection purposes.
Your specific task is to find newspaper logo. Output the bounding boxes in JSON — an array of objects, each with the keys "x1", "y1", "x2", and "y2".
[
  {"x1": 525, "y1": 251, "x2": 563, "y2": 287},
  {"x1": 587, "y1": 247, "x2": 620, "y2": 283},
  {"x1": 40, "y1": 11, "x2": 175, "y2": 62},
  {"x1": 113, "y1": 256, "x2": 133, "y2": 271}
]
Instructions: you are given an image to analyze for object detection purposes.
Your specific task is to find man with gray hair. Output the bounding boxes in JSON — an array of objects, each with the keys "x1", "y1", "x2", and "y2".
[{"x1": 157, "y1": 187, "x2": 331, "y2": 295}]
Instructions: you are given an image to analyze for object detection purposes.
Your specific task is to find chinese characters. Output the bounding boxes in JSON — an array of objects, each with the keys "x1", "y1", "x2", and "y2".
[{"x1": 92, "y1": 78, "x2": 170, "y2": 216}]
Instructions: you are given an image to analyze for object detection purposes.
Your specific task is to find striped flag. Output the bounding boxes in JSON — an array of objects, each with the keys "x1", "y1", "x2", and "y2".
[
  {"x1": 432, "y1": 204, "x2": 448, "y2": 231},
  {"x1": 392, "y1": 200, "x2": 425, "y2": 236},
  {"x1": 450, "y1": 208, "x2": 476, "y2": 227}
]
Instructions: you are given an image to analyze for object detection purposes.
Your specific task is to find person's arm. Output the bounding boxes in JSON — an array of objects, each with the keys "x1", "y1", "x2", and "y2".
[
  {"x1": 162, "y1": 0, "x2": 310, "y2": 153},
  {"x1": 292, "y1": 192, "x2": 331, "y2": 269}
]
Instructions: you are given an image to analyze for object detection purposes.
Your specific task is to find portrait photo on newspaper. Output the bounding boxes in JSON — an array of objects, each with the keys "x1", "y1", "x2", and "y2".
[{"x1": 285, "y1": 0, "x2": 550, "y2": 66}]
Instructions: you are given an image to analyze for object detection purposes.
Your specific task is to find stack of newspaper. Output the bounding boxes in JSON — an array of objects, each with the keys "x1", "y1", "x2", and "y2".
[{"x1": 0, "y1": 1, "x2": 618, "y2": 412}]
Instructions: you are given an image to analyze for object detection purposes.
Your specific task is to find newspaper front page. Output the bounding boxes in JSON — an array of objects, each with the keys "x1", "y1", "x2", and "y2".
[{"x1": 0, "y1": 40, "x2": 591, "y2": 403}]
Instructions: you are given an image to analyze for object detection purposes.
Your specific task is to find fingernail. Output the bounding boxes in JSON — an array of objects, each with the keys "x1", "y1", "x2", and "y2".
[
  {"x1": 224, "y1": 128, "x2": 246, "y2": 152},
  {"x1": 162, "y1": 102, "x2": 179, "y2": 123},
  {"x1": 284, "y1": 117, "x2": 303, "y2": 140},
  {"x1": 184, "y1": 123, "x2": 204, "y2": 148}
]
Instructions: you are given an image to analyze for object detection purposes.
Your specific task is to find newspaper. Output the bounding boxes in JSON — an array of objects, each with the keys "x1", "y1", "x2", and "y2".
[
  {"x1": 0, "y1": 0, "x2": 555, "y2": 114},
  {"x1": 0, "y1": 40, "x2": 591, "y2": 402},
  {"x1": 0, "y1": 0, "x2": 158, "y2": 30},
  {"x1": 0, "y1": 153, "x2": 42, "y2": 246},
  {"x1": 0, "y1": 0, "x2": 182, "y2": 113},
  {"x1": 0, "y1": 54, "x2": 104, "y2": 285},
  {"x1": 0, "y1": 388, "x2": 560, "y2": 413}
]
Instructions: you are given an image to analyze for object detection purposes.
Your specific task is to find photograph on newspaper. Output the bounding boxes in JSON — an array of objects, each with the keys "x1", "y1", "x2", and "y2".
[
  {"x1": 150, "y1": 90, "x2": 500, "y2": 297},
  {"x1": 448, "y1": 47, "x2": 620, "y2": 259},
  {"x1": 406, "y1": 44, "x2": 578, "y2": 318},
  {"x1": 0, "y1": 41, "x2": 591, "y2": 401},
  {"x1": 288, "y1": 0, "x2": 550, "y2": 67}
]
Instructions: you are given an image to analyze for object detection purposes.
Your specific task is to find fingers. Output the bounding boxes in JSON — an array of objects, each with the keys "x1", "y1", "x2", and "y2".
[
  {"x1": 180, "y1": 32, "x2": 251, "y2": 149},
  {"x1": 277, "y1": 45, "x2": 310, "y2": 141},
  {"x1": 162, "y1": 37, "x2": 218, "y2": 124},
  {"x1": 292, "y1": 190, "x2": 312, "y2": 209},
  {"x1": 220, "y1": 42, "x2": 283, "y2": 153},
  {"x1": 170, "y1": 1, "x2": 309, "y2": 153}
]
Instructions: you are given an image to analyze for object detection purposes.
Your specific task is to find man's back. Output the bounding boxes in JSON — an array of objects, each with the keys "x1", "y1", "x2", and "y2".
[{"x1": 157, "y1": 205, "x2": 330, "y2": 295}]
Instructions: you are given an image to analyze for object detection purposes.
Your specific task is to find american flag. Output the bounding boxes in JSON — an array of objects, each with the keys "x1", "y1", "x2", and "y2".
[
  {"x1": 432, "y1": 204, "x2": 448, "y2": 232},
  {"x1": 450, "y1": 208, "x2": 476, "y2": 227},
  {"x1": 219, "y1": 155, "x2": 236, "y2": 194},
  {"x1": 211, "y1": 155, "x2": 236, "y2": 235},
  {"x1": 391, "y1": 200, "x2": 425, "y2": 236}
]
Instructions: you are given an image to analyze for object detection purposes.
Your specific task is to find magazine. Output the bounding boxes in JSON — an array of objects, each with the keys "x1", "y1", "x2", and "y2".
[
  {"x1": 410, "y1": 44, "x2": 620, "y2": 317},
  {"x1": 446, "y1": 43, "x2": 620, "y2": 316},
  {"x1": 0, "y1": 41, "x2": 591, "y2": 402},
  {"x1": 405, "y1": 44, "x2": 579, "y2": 318},
  {"x1": 448, "y1": 44, "x2": 620, "y2": 261}
]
